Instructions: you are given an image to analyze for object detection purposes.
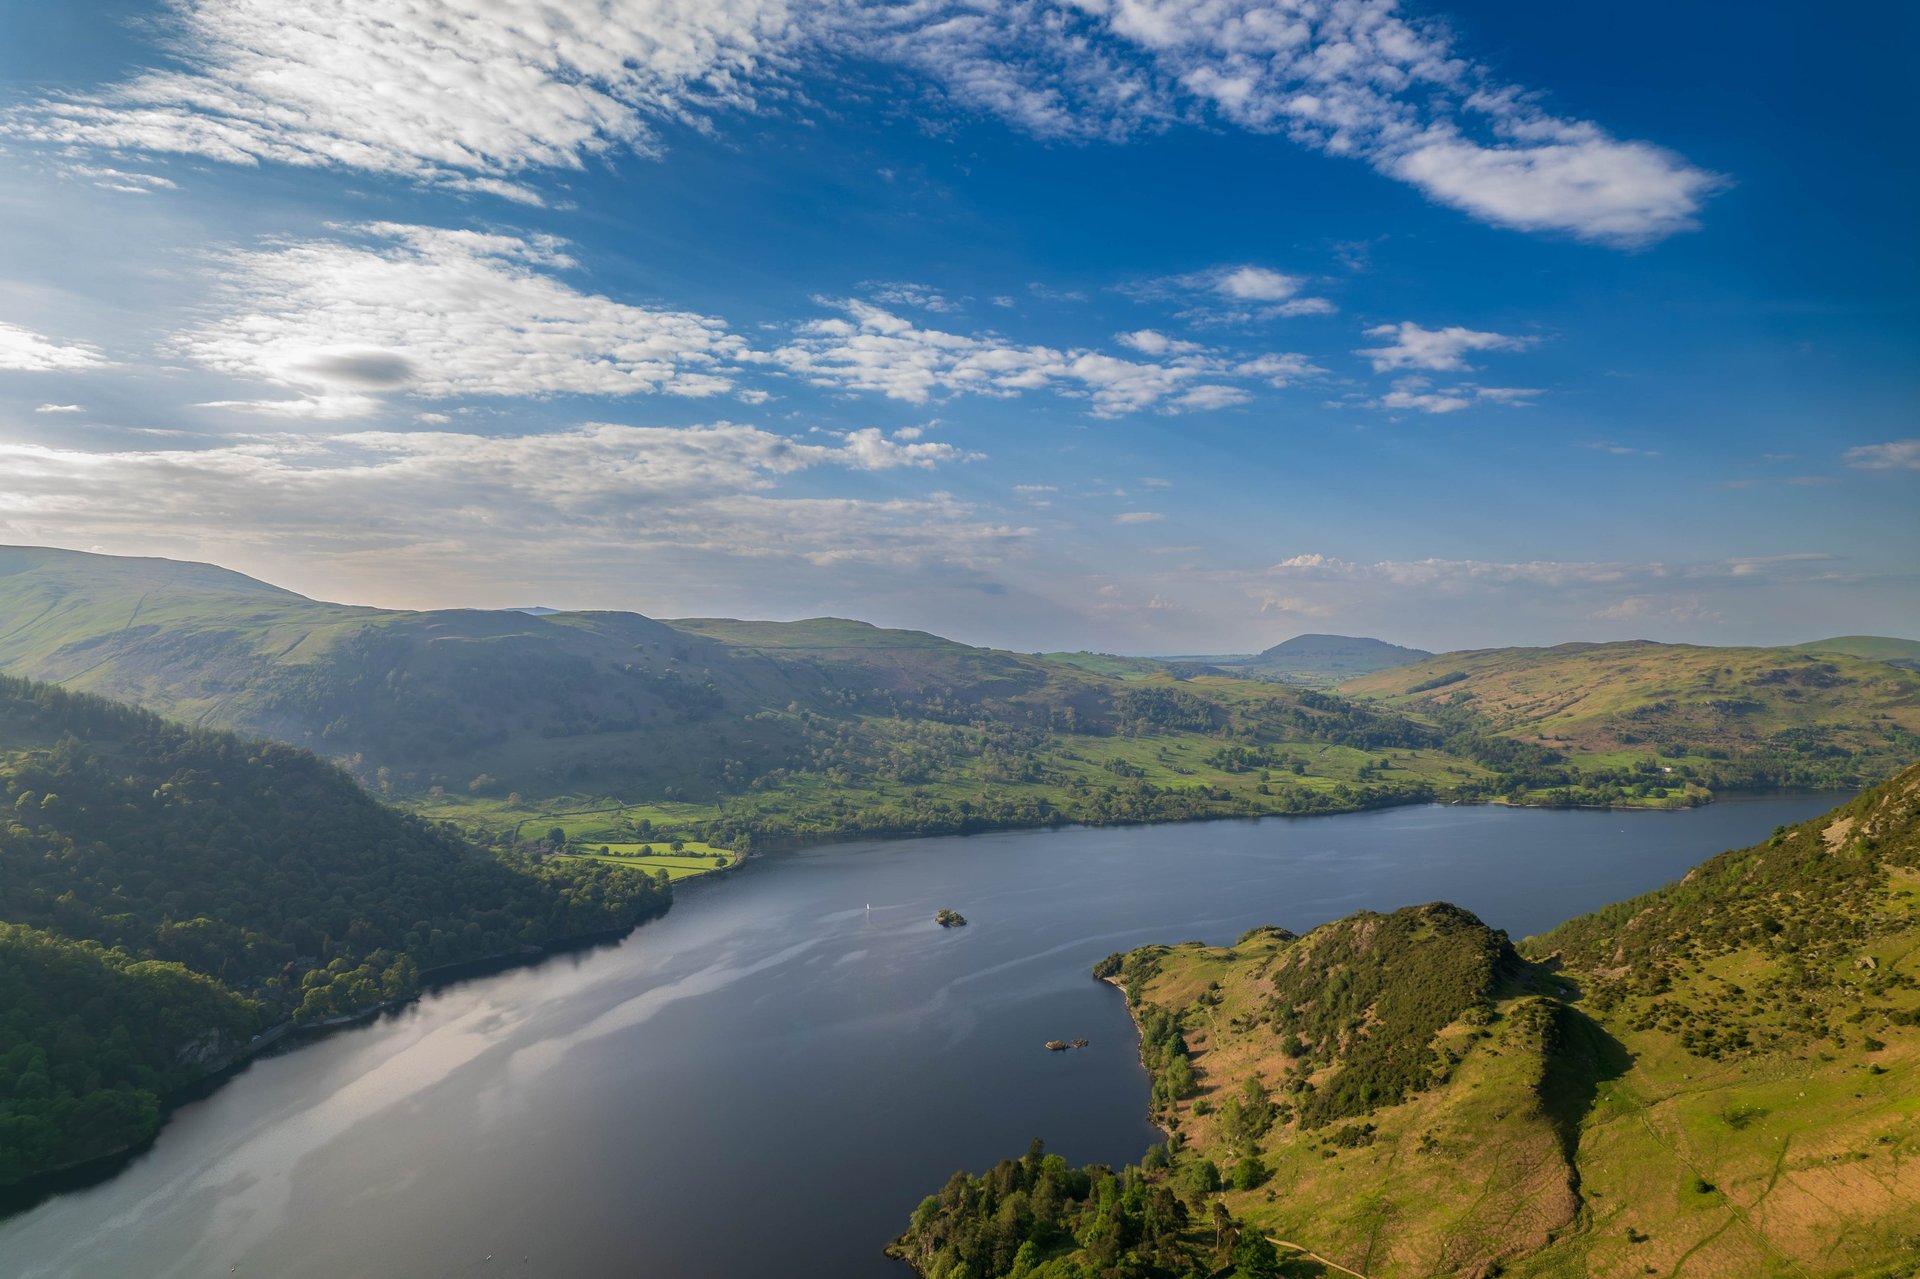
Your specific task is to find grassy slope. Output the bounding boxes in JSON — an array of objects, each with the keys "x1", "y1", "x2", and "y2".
[
  {"x1": 1340, "y1": 640, "x2": 1920, "y2": 792},
  {"x1": 1791, "y1": 636, "x2": 1920, "y2": 668},
  {"x1": 1109, "y1": 769, "x2": 1920, "y2": 1279},
  {"x1": 0, "y1": 547, "x2": 1487, "y2": 845}
]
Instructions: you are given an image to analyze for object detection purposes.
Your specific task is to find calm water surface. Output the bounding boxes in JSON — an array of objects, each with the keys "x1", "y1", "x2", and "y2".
[{"x1": 0, "y1": 793, "x2": 1845, "y2": 1279}]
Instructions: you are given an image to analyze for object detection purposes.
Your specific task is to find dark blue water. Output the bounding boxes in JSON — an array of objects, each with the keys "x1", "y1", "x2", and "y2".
[{"x1": 0, "y1": 793, "x2": 1844, "y2": 1279}]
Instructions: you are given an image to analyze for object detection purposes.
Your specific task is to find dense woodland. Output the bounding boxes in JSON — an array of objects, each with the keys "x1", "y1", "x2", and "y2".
[
  {"x1": 889, "y1": 1141, "x2": 1290, "y2": 1279},
  {"x1": 0, "y1": 675, "x2": 670, "y2": 1187}
]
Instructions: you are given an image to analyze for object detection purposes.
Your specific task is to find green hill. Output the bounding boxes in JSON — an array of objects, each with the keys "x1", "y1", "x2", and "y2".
[
  {"x1": 0, "y1": 547, "x2": 1499, "y2": 844},
  {"x1": 1165, "y1": 633, "x2": 1433, "y2": 688},
  {"x1": 1791, "y1": 635, "x2": 1920, "y2": 670},
  {"x1": 0, "y1": 674, "x2": 668, "y2": 1187},
  {"x1": 1339, "y1": 639, "x2": 1920, "y2": 801},
  {"x1": 959, "y1": 768, "x2": 1920, "y2": 1279}
]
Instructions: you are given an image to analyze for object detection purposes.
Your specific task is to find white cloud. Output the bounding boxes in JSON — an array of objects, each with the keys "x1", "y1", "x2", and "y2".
[
  {"x1": 1217, "y1": 266, "x2": 1303, "y2": 301},
  {"x1": 1356, "y1": 322, "x2": 1534, "y2": 372},
  {"x1": 1169, "y1": 385, "x2": 1249, "y2": 411},
  {"x1": 1114, "y1": 511, "x2": 1164, "y2": 524},
  {"x1": 1844, "y1": 439, "x2": 1920, "y2": 471},
  {"x1": 34, "y1": 403, "x2": 87, "y2": 414},
  {"x1": 1261, "y1": 551, "x2": 1842, "y2": 594},
  {"x1": 835, "y1": 426, "x2": 979, "y2": 469},
  {"x1": 771, "y1": 300, "x2": 1313, "y2": 415},
  {"x1": 1378, "y1": 383, "x2": 1469, "y2": 414},
  {"x1": 1116, "y1": 329, "x2": 1203, "y2": 356},
  {"x1": 1473, "y1": 386, "x2": 1540, "y2": 406},
  {"x1": 1368, "y1": 376, "x2": 1535, "y2": 415},
  {"x1": 7, "y1": 0, "x2": 797, "y2": 200},
  {"x1": 0, "y1": 422, "x2": 1011, "y2": 580},
  {"x1": 60, "y1": 163, "x2": 178, "y2": 194},
  {"x1": 1129, "y1": 264, "x2": 1335, "y2": 323},
  {"x1": 1725, "y1": 553, "x2": 1833, "y2": 577},
  {"x1": 0, "y1": 322, "x2": 109, "y2": 372},
  {"x1": 179, "y1": 222, "x2": 747, "y2": 416},
  {"x1": 1588, "y1": 593, "x2": 1722, "y2": 625},
  {"x1": 860, "y1": 3, "x2": 1720, "y2": 244},
  {"x1": 866, "y1": 282, "x2": 962, "y2": 314},
  {"x1": 1387, "y1": 120, "x2": 1718, "y2": 245},
  {"x1": 1234, "y1": 353, "x2": 1322, "y2": 386},
  {"x1": 10, "y1": 0, "x2": 1717, "y2": 242}
]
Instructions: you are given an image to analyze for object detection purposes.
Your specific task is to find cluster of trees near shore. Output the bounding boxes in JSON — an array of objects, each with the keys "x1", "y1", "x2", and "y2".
[
  {"x1": 889, "y1": 1140, "x2": 1286, "y2": 1279},
  {"x1": 0, "y1": 675, "x2": 670, "y2": 1188}
]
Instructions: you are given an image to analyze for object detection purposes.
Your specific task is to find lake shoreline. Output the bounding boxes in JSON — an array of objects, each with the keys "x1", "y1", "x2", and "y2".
[
  {"x1": 0, "y1": 915, "x2": 663, "y2": 1217},
  {"x1": 0, "y1": 789, "x2": 1855, "y2": 1275}
]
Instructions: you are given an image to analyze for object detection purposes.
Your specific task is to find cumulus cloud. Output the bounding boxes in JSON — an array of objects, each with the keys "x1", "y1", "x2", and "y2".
[
  {"x1": 35, "y1": 403, "x2": 86, "y2": 414},
  {"x1": 0, "y1": 322, "x2": 109, "y2": 372},
  {"x1": 1356, "y1": 322, "x2": 1534, "y2": 372},
  {"x1": 179, "y1": 222, "x2": 747, "y2": 416},
  {"x1": 770, "y1": 299, "x2": 1315, "y2": 415},
  {"x1": 1113, "y1": 510, "x2": 1164, "y2": 523},
  {"x1": 9, "y1": 0, "x2": 1717, "y2": 242},
  {"x1": 1844, "y1": 439, "x2": 1920, "y2": 471}
]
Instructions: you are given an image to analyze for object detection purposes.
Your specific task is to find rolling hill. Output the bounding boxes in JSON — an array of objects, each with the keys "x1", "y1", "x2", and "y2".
[
  {"x1": 1791, "y1": 635, "x2": 1920, "y2": 670},
  {"x1": 0, "y1": 546, "x2": 1481, "y2": 844},
  {"x1": 0, "y1": 673, "x2": 667, "y2": 1187},
  {"x1": 1008, "y1": 767, "x2": 1920, "y2": 1279},
  {"x1": 1163, "y1": 633, "x2": 1433, "y2": 688},
  {"x1": 1339, "y1": 639, "x2": 1920, "y2": 800}
]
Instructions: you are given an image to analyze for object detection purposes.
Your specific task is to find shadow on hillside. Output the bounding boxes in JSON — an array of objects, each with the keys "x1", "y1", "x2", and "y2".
[{"x1": 1538, "y1": 1001, "x2": 1632, "y2": 1167}]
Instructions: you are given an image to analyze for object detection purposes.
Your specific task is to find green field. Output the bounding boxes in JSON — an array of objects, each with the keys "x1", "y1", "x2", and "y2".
[{"x1": 561, "y1": 847, "x2": 736, "y2": 880}]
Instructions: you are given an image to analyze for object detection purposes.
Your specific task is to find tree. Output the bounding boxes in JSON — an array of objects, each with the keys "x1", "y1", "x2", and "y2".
[{"x1": 1229, "y1": 1228, "x2": 1280, "y2": 1278}]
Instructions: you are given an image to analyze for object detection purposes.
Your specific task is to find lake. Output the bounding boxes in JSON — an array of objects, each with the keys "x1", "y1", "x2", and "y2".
[{"x1": 0, "y1": 793, "x2": 1846, "y2": 1278}]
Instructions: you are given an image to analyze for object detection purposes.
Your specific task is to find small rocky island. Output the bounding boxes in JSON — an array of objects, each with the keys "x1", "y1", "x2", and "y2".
[
  {"x1": 1044, "y1": 1038, "x2": 1090, "y2": 1051},
  {"x1": 934, "y1": 908, "x2": 967, "y2": 928}
]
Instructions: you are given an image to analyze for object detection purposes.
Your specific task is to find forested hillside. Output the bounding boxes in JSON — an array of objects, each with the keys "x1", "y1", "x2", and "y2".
[
  {"x1": 6, "y1": 549, "x2": 1913, "y2": 849},
  {"x1": 1341, "y1": 639, "x2": 1920, "y2": 803},
  {"x1": 913, "y1": 769, "x2": 1920, "y2": 1279},
  {"x1": 0, "y1": 547, "x2": 1492, "y2": 841},
  {"x1": 0, "y1": 675, "x2": 668, "y2": 1187}
]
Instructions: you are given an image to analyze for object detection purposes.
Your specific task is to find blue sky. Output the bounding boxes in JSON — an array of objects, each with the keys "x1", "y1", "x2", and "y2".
[{"x1": 0, "y1": 0, "x2": 1913, "y2": 652}]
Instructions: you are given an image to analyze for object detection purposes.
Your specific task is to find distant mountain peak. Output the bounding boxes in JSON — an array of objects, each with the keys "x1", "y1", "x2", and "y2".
[{"x1": 1258, "y1": 633, "x2": 1431, "y2": 660}]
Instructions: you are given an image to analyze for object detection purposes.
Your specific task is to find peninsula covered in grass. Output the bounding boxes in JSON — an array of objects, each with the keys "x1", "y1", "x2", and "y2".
[{"x1": 901, "y1": 766, "x2": 1920, "y2": 1278}]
